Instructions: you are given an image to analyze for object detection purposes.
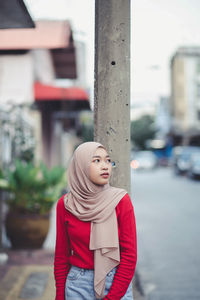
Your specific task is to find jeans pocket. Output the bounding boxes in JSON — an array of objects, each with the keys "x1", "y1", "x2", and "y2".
[
  {"x1": 67, "y1": 267, "x2": 82, "y2": 281},
  {"x1": 104, "y1": 268, "x2": 117, "y2": 297},
  {"x1": 105, "y1": 268, "x2": 117, "y2": 288},
  {"x1": 106, "y1": 268, "x2": 117, "y2": 282}
]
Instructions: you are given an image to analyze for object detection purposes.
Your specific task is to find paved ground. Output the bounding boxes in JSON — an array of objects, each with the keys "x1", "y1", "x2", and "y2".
[
  {"x1": 132, "y1": 272, "x2": 145, "y2": 300},
  {"x1": 0, "y1": 250, "x2": 55, "y2": 300},
  {"x1": 132, "y1": 167, "x2": 200, "y2": 300}
]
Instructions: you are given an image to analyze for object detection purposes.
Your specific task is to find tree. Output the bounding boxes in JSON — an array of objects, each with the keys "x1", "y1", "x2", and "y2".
[
  {"x1": 78, "y1": 111, "x2": 94, "y2": 143},
  {"x1": 81, "y1": 123, "x2": 94, "y2": 142},
  {"x1": 131, "y1": 115, "x2": 156, "y2": 150}
]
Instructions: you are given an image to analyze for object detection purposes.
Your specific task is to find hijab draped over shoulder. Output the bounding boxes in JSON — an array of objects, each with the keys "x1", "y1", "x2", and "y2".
[{"x1": 64, "y1": 141, "x2": 127, "y2": 299}]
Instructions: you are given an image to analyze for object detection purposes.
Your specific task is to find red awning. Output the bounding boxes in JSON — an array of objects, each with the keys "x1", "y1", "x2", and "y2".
[{"x1": 34, "y1": 82, "x2": 89, "y2": 101}]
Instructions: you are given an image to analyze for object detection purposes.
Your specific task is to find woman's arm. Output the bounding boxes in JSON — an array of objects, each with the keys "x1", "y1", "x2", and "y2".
[
  {"x1": 54, "y1": 196, "x2": 71, "y2": 300},
  {"x1": 103, "y1": 193, "x2": 137, "y2": 300}
]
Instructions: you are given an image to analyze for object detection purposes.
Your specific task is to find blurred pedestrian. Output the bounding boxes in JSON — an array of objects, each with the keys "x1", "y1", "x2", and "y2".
[{"x1": 54, "y1": 142, "x2": 137, "y2": 299}]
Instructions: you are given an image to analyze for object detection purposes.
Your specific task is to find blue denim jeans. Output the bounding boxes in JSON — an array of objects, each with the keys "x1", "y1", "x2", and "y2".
[{"x1": 65, "y1": 265, "x2": 133, "y2": 300}]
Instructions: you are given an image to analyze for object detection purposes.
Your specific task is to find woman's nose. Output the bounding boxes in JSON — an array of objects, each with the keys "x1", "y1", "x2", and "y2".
[{"x1": 102, "y1": 162, "x2": 108, "y2": 169}]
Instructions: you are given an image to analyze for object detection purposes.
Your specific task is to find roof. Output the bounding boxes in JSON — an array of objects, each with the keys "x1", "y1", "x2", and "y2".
[
  {"x1": 34, "y1": 82, "x2": 89, "y2": 101},
  {"x1": 0, "y1": 0, "x2": 35, "y2": 29},
  {"x1": 0, "y1": 20, "x2": 71, "y2": 49}
]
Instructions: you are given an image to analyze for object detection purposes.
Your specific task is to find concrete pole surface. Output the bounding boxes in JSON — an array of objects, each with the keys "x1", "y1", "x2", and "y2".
[{"x1": 94, "y1": 0, "x2": 131, "y2": 193}]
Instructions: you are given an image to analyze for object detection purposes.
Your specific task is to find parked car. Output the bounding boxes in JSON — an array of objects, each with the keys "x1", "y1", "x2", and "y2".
[
  {"x1": 172, "y1": 146, "x2": 183, "y2": 166},
  {"x1": 130, "y1": 150, "x2": 157, "y2": 170},
  {"x1": 188, "y1": 152, "x2": 200, "y2": 179},
  {"x1": 173, "y1": 146, "x2": 200, "y2": 174}
]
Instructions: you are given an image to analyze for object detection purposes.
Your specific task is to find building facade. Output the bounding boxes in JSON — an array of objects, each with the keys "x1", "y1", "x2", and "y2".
[
  {"x1": 0, "y1": 20, "x2": 90, "y2": 168},
  {"x1": 170, "y1": 47, "x2": 200, "y2": 144}
]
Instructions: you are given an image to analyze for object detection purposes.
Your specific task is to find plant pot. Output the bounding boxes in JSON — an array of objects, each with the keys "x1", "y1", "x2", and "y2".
[{"x1": 5, "y1": 210, "x2": 50, "y2": 249}]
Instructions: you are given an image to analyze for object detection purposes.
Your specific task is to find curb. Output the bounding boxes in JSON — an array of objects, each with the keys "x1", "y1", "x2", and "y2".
[{"x1": 133, "y1": 271, "x2": 146, "y2": 300}]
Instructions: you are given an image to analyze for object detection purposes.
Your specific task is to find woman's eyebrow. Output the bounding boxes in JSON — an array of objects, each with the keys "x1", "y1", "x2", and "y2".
[{"x1": 92, "y1": 155, "x2": 110, "y2": 158}]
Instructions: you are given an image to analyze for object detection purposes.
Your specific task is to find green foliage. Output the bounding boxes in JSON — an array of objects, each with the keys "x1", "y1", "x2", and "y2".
[
  {"x1": 5, "y1": 160, "x2": 66, "y2": 215},
  {"x1": 79, "y1": 111, "x2": 94, "y2": 142},
  {"x1": 0, "y1": 168, "x2": 8, "y2": 189},
  {"x1": 81, "y1": 123, "x2": 94, "y2": 142},
  {"x1": 131, "y1": 115, "x2": 156, "y2": 150}
]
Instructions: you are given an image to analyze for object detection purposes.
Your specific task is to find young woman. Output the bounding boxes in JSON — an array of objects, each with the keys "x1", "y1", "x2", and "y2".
[{"x1": 54, "y1": 142, "x2": 137, "y2": 300}]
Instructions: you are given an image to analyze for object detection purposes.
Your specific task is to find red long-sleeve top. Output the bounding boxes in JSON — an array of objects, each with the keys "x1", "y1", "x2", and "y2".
[{"x1": 54, "y1": 193, "x2": 137, "y2": 300}]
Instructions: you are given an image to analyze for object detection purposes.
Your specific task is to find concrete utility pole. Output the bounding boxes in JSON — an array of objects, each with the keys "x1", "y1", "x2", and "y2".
[{"x1": 94, "y1": 0, "x2": 131, "y2": 193}]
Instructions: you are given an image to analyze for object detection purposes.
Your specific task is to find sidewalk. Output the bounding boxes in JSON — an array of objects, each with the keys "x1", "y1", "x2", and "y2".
[
  {"x1": 0, "y1": 249, "x2": 144, "y2": 300},
  {"x1": 0, "y1": 249, "x2": 55, "y2": 300}
]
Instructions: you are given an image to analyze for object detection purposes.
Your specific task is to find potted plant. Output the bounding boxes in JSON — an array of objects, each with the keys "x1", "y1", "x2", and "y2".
[
  {"x1": 0, "y1": 169, "x2": 8, "y2": 190},
  {"x1": 3, "y1": 160, "x2": 66, "y2": 249}
]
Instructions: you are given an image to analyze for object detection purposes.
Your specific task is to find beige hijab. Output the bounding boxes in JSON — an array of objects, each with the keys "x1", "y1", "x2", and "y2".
[{"x1": 64, "y1": 142, "x2": 127, "y2": 298}]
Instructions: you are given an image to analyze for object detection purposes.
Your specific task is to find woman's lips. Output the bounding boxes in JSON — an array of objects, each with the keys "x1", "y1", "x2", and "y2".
[{"x1": 101, "y1": 173, "x2": 109, "y2": 178}]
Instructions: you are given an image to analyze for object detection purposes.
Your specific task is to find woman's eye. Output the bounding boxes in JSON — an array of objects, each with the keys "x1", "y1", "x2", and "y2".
[
  {"x1": 107, "y1": 159, "x2": 111, "y2": 163},
  {"x1": 94, "y1": 159, "x2": 100, "y2": 163}
]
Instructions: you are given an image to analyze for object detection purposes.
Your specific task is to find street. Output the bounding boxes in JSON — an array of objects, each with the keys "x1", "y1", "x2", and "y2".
[{"x1": 131, "y1": 167, "x2": 200, "y2": 300}]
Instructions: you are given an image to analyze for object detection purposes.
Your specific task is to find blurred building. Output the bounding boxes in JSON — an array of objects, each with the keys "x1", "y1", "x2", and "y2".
[
  {"x1": 170, "y1": 46, "x2": 200, "y2": 145},
  {"x1": 155, "y1": 96, "x2": 171, "y2": 138},
  {"x1": 0, "y1": 20, "x2": 90, "y2": 168},
  {"x1": 131, "y1": 101, "x2": 157, "y2": 121}
]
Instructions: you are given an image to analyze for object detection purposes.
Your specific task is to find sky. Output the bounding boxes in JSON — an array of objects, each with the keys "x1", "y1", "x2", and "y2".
[
  {"x1": 24, "y1": 0, "x2": 200, "y2": 104},
  {"x1": 132, "y1": 0, "x2": 200, "y2": 103}
]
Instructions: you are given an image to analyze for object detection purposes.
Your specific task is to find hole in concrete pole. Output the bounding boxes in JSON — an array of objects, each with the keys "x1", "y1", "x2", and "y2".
[{"x1": 111, "y1": 61, "x2": 116, "y2": 65}]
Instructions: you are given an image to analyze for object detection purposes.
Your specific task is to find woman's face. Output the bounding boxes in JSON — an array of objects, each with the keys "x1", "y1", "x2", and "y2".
[{"x1": 89, "y1": 147, "x2": 112, "y2": 185}]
